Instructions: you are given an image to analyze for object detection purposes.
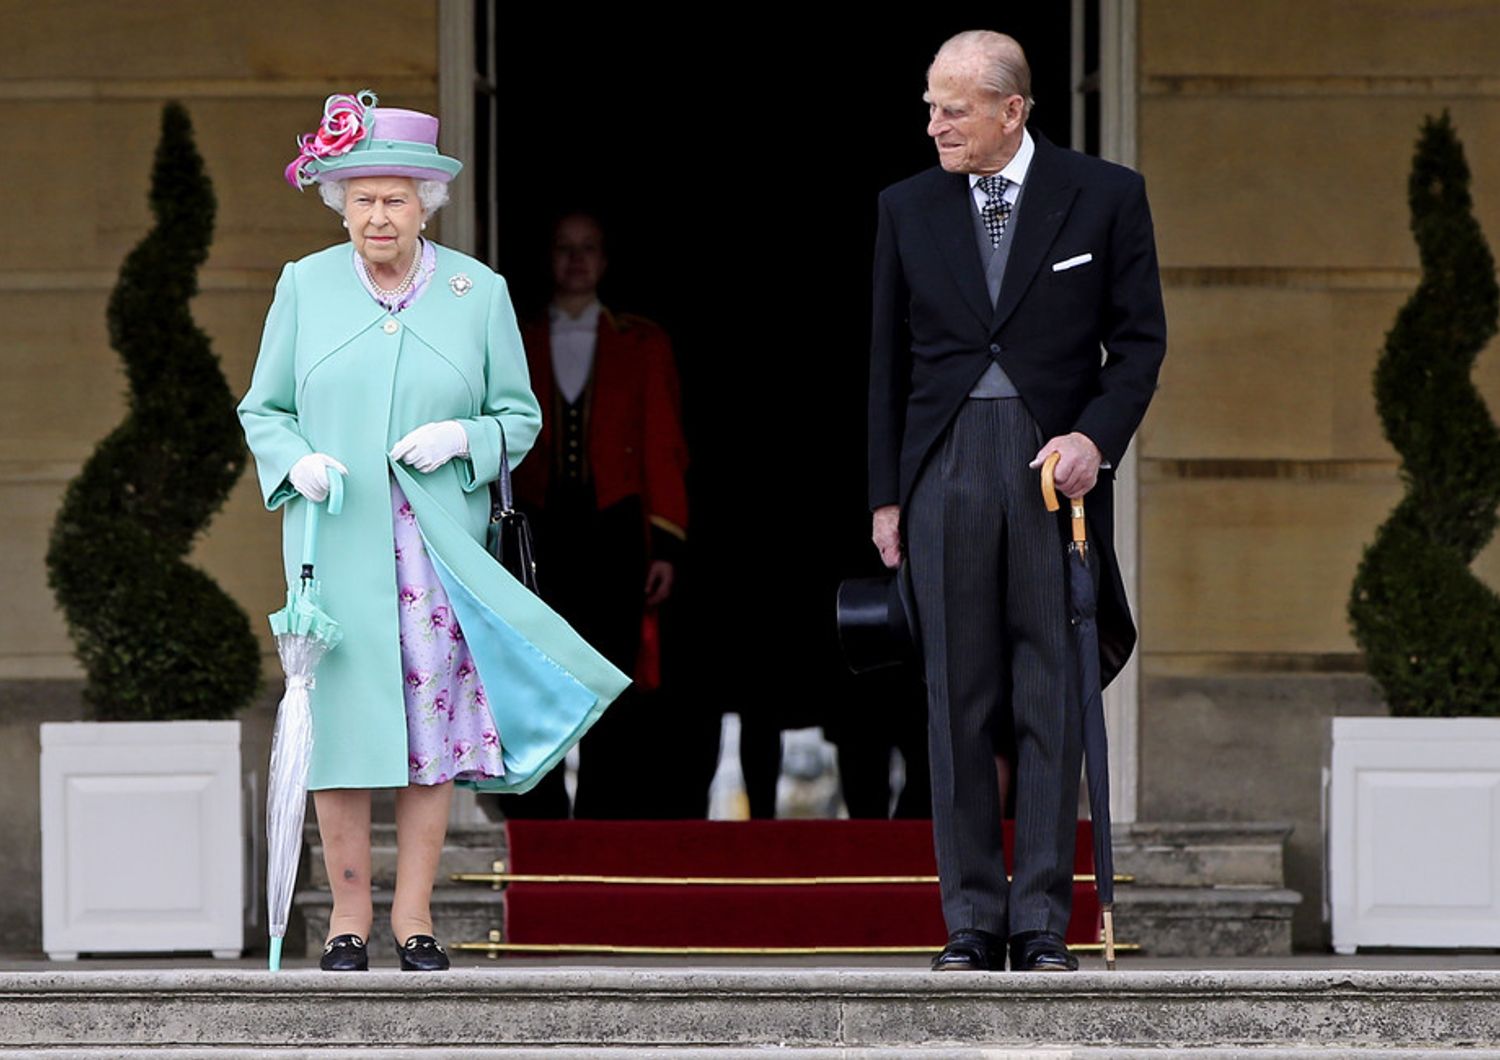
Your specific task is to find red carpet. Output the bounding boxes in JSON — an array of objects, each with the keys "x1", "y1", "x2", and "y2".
[{"x1": 501, "y1": 820, "x2": 1102, "y2": 951}]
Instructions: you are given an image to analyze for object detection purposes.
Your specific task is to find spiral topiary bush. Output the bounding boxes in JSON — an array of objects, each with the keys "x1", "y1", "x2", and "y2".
[
  {"x1": 1348, "y1": 111, "x2": 1500, "y2": 717},
  {"x1": 46, "y1": 102, "x2": 260, "y2": 721}
]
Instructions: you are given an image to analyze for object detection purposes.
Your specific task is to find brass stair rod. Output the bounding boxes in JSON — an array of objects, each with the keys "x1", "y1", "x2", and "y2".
[
  {"x1": 452, "y1": 865, "x2": 1135, "y2": 888},
  {"x1": 454, "y1": 931, "x2": 1140, "y2": 958}
]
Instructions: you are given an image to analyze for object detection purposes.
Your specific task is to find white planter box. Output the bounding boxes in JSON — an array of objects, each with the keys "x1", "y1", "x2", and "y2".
[
  {"x1": 41, "y1": 720, "x2": 244, "y2": 959},
  {"x1": 1328, "y1": 716, "x2": 1500, "y2": 954}
]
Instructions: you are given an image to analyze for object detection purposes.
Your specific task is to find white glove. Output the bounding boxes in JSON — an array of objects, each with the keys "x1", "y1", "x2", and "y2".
[
  {"x1": 288, "y1": 453, "x2": 349, "y2": 503},
  {"x1": 389, "y1": 420, "x2": 470, "y2": 473}
]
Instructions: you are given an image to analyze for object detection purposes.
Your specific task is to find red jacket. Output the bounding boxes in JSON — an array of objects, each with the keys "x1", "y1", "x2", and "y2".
[{"x1": 516, "y1": 306, "x2": 689, "y2": 548}]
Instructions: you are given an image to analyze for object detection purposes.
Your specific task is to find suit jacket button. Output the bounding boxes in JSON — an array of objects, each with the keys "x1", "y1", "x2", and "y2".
[
  {"x1": 383, "y1": 320, "x2": 399, "y2": 335},
  {"x1": 989, "y1": 343, "x2": 1001, "y2": 354}
]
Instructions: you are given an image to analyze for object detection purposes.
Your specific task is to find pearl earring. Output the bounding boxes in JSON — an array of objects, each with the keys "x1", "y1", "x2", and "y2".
[
  {"x1": 342, "y1": 219, "x2": 349, "y2": 229},
  {"x1": 421, "y1": 221, "x2": 428, "y2": 230}
]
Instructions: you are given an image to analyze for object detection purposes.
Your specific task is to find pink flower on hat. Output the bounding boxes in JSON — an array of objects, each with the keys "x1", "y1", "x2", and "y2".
[{"x1": 284, "y1": 90, "x2": 378, "y2": 189}]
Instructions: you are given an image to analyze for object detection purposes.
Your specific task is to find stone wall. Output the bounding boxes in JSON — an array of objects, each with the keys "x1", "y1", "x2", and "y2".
[
  {"x1": 0, "y1": 0, "x2": 439, "y2": 956},
  {"x1": 0, "y1": 0, "x2": 439, "y2": 683},
  {"x1": 1135, "y1": 0, "x2": 1500, "y2": 948}
]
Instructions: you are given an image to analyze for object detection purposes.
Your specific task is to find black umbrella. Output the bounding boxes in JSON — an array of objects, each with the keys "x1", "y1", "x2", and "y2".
[{"x1": 1041, "y1": 452, "x2": 1118, "y2": 970}]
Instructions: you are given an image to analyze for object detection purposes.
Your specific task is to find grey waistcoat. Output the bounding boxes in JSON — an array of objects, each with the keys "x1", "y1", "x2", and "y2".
[{"x1": 967, "y1": 179, "x2": 1025, "y2": 398}]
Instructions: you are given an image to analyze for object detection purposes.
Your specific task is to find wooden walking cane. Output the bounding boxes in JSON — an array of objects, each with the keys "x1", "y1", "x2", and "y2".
[{"x1": 1040, "y1": 451, "x2": 1118, "y2": 971}]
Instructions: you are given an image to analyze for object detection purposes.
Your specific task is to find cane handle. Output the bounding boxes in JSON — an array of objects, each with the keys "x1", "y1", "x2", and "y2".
[
  {"x1": 1039, "y1": 450, "x2": 1087, "y2": 547},
  {"x1": 1041, "y1": 452, "x2": 1061, "y2": 512}
]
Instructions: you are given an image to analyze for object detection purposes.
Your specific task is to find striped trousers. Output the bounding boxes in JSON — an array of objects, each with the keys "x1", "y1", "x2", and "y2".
[{"x1": 907, "y1": 397, "x2": 1082, "y2": 937}]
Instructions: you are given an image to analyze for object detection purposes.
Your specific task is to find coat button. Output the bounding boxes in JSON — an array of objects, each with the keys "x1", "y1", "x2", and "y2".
[
  {"x1": 384, "y1": 320, "x2": 399, "y2": 335},
  {"x1": 990, "y1": 343, "x2": 1001, "y2": 354}
]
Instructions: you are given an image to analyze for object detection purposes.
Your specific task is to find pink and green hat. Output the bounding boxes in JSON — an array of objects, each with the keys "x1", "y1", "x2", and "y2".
[{"x1": 284, "y1": 90, "x2": 463, "y2": 189}]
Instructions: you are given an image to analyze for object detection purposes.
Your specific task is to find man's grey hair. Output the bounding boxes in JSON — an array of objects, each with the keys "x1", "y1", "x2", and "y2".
[
  {"x1": 932, "y1": 30, "x2": 1035, "y2": 116},
  {"x1": 318, "y1": 178, "x2": 450, "y2": 216}
]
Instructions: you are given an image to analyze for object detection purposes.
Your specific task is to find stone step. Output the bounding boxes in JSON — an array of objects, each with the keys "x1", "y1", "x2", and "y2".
[
  {"x1": 1112, "y1": 886, "x2": 1301, "y2": 957},
  {"x1": 1112, "y1": 822, "x2": 1291, "y2": 888},
  {"x1": 294, "y1": 887, "x2": 504, "y2": 959},
  {"x1": 2, "y1": 970, "x2": 1498, "y2": 1052},
  {"x1": 7, "y1": 1051, "x2": 1500, "y2": 1059},
  {"x1": 303, "y1": 821, "x2": 507, "y2": 891}
]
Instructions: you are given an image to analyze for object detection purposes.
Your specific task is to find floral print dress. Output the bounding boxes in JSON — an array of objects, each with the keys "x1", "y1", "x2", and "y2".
[
  {"x1": 361, "y1": 241, "x2": 505, "y2": 786},
  {"x1": 391, "y1": 487, "x2": 505, "y2": 785}
]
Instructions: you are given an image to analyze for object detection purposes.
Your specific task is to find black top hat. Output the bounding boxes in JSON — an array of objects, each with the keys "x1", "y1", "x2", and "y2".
[{"x1": 835, "y1": 563, "x2": 921, "y2": 674}]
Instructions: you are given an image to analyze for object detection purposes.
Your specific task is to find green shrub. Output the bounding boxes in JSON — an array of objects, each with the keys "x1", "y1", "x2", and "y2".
[
  {"x1": 46, "y1": 102, "x2": 259, "y2": 721},
  {"x1": 1349, "y1": 112, "x2": 1500, "y2": 717}
]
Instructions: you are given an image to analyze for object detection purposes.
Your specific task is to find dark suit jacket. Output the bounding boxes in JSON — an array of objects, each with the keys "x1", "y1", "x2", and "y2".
[{"x1": 867, "y1": 132, "x2": 1167, "y2": 684}]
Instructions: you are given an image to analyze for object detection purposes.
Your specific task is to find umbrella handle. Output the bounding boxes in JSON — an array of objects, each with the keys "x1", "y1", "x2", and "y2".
[
  {"x1": 1040, "y1": 452, "x2": 1062, "y2": 511},
  {"x1": 300, "y1": 466, "x2": 345, "y2": 580},
  {"x1": 1039, "y1": 451, "x2": 1088, "y2": 550},
  {"x1": 326, "y1": 464, "x2": 345, "y2": 516}
]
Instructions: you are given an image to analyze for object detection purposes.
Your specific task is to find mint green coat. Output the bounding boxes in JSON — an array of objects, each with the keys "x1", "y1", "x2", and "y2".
[{"x1": 239, "y1": 242, "x2": 629, "y2": 791}]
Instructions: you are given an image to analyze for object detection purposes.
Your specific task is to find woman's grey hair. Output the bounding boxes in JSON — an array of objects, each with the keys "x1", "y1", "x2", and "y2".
[
  {"x1": 932, "y1": 30, "x2": 1035, "y2": 116},
  {"x1": 318, "y1": 178, "x2": 450, "y2": 216}
]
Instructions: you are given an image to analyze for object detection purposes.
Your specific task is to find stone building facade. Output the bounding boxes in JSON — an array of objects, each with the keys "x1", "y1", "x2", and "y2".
[{"x1": 3, "y1": 0, "x2": 1498, "y2": 951}]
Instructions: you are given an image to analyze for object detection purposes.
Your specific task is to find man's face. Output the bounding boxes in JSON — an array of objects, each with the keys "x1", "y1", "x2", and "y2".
[
  {"x1": 925, "y1": 61, "x2": 1023, "y2": 175},
  {"x1": 551, "y1": 216, "x2": 607, "y2": 298}
]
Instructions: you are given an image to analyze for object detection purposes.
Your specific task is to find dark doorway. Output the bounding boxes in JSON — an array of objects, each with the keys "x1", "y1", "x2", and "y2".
[{"x1": 490, "y1": 11, "x2": 1074, "y2": 774}]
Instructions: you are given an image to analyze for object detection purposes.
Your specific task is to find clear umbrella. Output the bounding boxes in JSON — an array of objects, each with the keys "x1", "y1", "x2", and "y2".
[{"x1": 265, "y1": 467, "x2": 344, "y2": 971}]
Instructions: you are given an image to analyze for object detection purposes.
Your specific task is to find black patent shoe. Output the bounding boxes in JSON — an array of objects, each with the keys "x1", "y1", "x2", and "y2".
[
  {"x1": 398, "y1": 933, "x2": 451, "y2": 971},
  {"x1": 1008, "y1": 930, "x2": 1079, "y2": 972},
  {"x1": 319, "y1": 933, "x2": 369, "y2": 971},
  {"x1": 930, "y1": 928, "x2": 1006, "y2": 972}
]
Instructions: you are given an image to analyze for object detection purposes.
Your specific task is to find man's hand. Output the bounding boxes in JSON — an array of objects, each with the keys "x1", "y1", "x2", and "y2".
[
  {"x1": 644, "y1": 560, "x2": 675, "y2": 608},
  {"x1": 872, "y1": 505, "x2": 902, "y2": 569},
  {"x1": 1028, "y1": 433, "x2": 1102, "y2": 498}
]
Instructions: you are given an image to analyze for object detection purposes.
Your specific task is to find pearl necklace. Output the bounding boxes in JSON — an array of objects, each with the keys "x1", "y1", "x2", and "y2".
[{"x1": 364, "y1": 243, "x2": 423, "y2": 304}]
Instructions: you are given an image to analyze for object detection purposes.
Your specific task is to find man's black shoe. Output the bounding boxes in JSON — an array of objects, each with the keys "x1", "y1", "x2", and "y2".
[
  {"x1": 1008, "y1": 930, "x2": 1079, "y2": 972},
  {"x1": 930, "y1": 929, "x2": 1006, "y2": 971}
]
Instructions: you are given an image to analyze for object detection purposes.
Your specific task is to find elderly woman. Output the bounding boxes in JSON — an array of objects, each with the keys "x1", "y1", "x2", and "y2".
[{"x1": 239, "y1": 92, "x2": 628, "y2": 971}]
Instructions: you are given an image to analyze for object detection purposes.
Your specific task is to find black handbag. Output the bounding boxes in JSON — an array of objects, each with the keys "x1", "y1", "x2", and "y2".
[{"x1": 487, "y1": 428, "x2": 539, "y2": 594}]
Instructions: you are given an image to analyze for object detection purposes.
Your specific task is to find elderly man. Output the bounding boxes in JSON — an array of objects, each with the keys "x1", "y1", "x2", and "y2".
[{"x1": 869, "y1": 31, "x2": 1165, "y2": 971}]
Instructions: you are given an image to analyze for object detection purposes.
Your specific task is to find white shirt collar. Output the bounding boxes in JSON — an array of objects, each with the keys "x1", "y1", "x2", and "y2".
[
  {"x1": 969, "y1": 127, "x2": 1035, "y2": 190},
  {"x1": 549, "y1": 300, "x2": 602, "y2": 328}
]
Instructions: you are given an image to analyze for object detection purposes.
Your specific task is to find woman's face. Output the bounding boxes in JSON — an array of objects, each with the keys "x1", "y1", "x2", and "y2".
[{"x1": 343, "y1": 177, "x2": 423, "y2": 269}]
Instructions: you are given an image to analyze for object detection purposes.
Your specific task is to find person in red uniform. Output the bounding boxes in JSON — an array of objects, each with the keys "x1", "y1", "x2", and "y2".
[{"x1": 501, "y1": 210, "x2": 695, "y2": 818}]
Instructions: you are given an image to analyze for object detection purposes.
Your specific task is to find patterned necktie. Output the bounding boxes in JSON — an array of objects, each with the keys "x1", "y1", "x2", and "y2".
[{"x1": 977, "y1": 174, "x2": 1013, "y2": 248}]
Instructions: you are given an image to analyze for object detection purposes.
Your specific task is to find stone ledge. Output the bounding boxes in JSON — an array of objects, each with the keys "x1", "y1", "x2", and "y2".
[
  {"x1": 2, "y1": 970, "x2": 1499, "y2": 1050},
  {"x1": 1115, "y1": 887, "x2": 1302, "y2": 914},
  {"x1": 2, "y1": 1049, "x2": 1499, "y2": 1060},
  {"x1": 1114, "y1": 821, "x2": 1291, "y2": 888},
  {"x1": 1113, "y1": 886, "x2": 1300, "y2": 958}
]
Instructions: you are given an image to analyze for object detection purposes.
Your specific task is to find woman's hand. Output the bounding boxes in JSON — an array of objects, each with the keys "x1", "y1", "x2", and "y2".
[
  {"x1": 389, "y1": 421, "x2": 469, "y2": 473},
  {"x1": 289, "y1": 453, "x2": 349, "y2": 502}
]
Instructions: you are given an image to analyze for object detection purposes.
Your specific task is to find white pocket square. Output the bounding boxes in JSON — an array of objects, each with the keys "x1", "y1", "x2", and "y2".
[{"x1": 1052, "y1": 253, "x2": 1093, "y2": 272}]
